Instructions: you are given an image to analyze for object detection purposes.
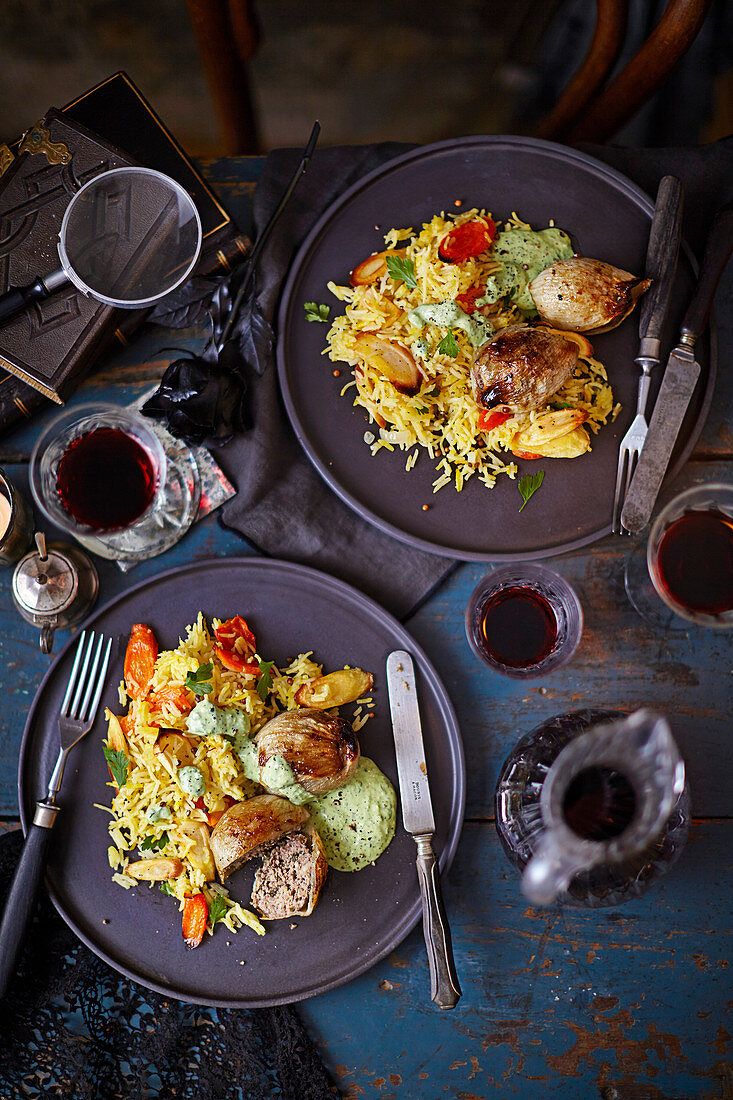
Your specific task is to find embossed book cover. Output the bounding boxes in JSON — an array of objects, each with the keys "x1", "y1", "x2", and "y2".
[
  {"x1": 0, "y1": 111, "x2": 133, "y2": 403},
  {"x1": 0, "y1": 73, "x2": 248, "y2": 423}
]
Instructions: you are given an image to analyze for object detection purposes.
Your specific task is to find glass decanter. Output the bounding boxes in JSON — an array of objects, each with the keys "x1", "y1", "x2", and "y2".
[{"x1": 495, "y1": 708, "x2": 690, "y2": 908}]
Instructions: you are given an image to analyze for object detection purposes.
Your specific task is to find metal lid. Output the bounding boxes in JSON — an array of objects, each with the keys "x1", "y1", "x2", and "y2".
[{"x1": 12, "y1": 533, "x2": 78, "y2": 617}]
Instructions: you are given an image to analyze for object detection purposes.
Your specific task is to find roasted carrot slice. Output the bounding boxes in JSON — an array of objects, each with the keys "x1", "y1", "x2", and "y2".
[
  {"x1": 182, "y1": 893, "x2": 208, "y2": 949},
  {"x1": 124, "y1": 623, "x2": 158, "y2": 699}
]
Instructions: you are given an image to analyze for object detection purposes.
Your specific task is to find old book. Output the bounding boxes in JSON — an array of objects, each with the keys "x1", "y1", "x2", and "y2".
[{"x1": 0, "y1": 72, "x2": 249, "y2": 427}]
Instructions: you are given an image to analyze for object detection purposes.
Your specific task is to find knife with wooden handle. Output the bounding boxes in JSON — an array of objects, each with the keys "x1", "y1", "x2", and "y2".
[
  {"x1": 386, "y1": 650, "x2": 461, "y2": 1010},
  {"x1": 622, "y1": 200, "x2": 733, "y2": 533}
]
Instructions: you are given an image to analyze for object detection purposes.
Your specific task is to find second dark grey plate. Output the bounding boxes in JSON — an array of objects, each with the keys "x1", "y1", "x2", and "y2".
[
  {"x1": 18, "y1": 557, "x2": 464, "y2": 1008},
  {"x1": 277, "y1": 136, "x2": 714, "y2": 560}
]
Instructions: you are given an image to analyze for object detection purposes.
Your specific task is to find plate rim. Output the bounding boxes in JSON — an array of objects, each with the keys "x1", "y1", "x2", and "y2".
[
  {"x1": 276, "y1": 133, "x2": 716, "y2": 561},
  {"x1": 17, "y1": 554, "x2": 465, "y2": 1008}
]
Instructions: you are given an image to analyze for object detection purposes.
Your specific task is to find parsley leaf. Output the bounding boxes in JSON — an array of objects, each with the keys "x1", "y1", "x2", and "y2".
[
  {"x1": 159, "y1": 881, "x2": 176, "y2": 897},
  {"x1": 140, "y1": 832, "x2": 168, "y2": 853},
  {"x1": 256, "y1": 659, "x2": 275, "y2": 701},
  {"x1": 304, "y1": 301, "x2": 330, "y2": 323},
  {"x1": 209, "y1": 896, "x2": 228, "y2": 928},
  {"x1": 518, "y1": 471, "x2": 545, "y2": 512},
  {"x1": 550, "y1": 401, "x2": 573, "y2": 410},
  {"x1": 386, "y1": 255, "x2": 417, "y2": 288},
  {"x1": 103, "y1": 746, "x2": 128, "y2": 788},
  {"x1": 185, "y1": 662, "x2": 213, "y2": 697},
  {"x1": 437, "y1": 331, "x2": 460, "y2": 358}
]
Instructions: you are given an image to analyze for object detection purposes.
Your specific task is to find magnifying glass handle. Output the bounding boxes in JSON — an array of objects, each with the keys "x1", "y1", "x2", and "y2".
[{"x1": 0, "y1": 269, "x2": 68, "y2": 326}]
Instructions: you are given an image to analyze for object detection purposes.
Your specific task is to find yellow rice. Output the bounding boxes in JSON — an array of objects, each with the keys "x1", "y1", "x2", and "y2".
[
  {"x1": 100, "y1": 615, "x2": 374, "y2": 941},
  {"x1": 325, "y1": 209, "x2": 618, "y2": 493}
]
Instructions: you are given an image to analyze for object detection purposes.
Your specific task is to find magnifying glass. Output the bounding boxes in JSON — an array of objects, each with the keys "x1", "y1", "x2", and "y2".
[{"x1": 0, "y1": 167, "x2": 202, "y2": 324}]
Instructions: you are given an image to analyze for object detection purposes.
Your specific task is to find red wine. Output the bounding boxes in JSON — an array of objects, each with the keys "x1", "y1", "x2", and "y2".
[
  {"x1": 563, "y1": 766, "x2": 636, "y2": 841},
  {"x1": 657, "y1": 508, "x2": 733, "y2": 615},
  {"x1": 480, "y1": 586, "x2": 558, "y2": 668},
  {"x1": 56, "y1": 427, "x2": 157, "y2": 531}
]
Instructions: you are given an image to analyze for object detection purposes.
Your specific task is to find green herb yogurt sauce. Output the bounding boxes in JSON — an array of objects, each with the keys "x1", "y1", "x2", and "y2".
[
  {"x1": 187, "y1": 699, "x2": 250, "y2": 740},
  {"x1": 305, "y1": 757, "x2": 396, "y2": 872},
  {"x1": 408, "y1": 300, "x2": 493, "y2": 348},
  {"x1": 480, "y1": 227, "x2": 573, "y2": 312}
]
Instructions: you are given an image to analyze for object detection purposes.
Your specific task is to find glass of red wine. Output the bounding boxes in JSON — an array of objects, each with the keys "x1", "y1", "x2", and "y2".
[
  {"x1": 627, "y1": 482, "x2": 733, "y2": 630},
  {"x1": 465, "y1": 563, "x2": 583, "y2": 678},
  {"x1": 30, "y1": 403, "x2": 199, "y2": 562}
]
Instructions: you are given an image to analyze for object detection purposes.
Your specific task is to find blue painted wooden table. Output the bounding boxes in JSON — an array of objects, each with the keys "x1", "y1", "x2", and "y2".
[{"x1": 1, "y1": 157, "x2": 731, "y2": 1099}]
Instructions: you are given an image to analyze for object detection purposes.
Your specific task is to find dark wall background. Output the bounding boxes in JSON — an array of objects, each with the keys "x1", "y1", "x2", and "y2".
[{"x1": 0, "y1": 0, "x2": 731, "y2": 153}]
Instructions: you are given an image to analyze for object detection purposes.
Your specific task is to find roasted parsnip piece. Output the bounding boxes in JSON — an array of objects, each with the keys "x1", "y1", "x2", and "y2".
[
  {"x1": 105, "y1": 709, "x2": 128, "y2": 754},
  {"x1": 177, "y1": 820, "x2": 216, "y2": 881},
  {"x1": 350, "y1": 249, "x2": 400, "y2": 286},
  {"x1": 154, "y1": 730, "x2": 195, "y2": 768},
  {"x1": 126, "y1": 858, "x2": 184, "y2": 881},
  {"x1": 295, "y1": 667, "x2": 373, "y2": 708},
  {"x1": 512, "y1": 409, "x2": 588, "y2": 448},
  {"x1": 353, "y1": 332, "x2": 420, "y2": 395}
]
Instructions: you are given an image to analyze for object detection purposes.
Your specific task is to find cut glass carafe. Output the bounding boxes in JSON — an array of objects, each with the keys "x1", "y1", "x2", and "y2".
[{"x1": 495, "y1": 708, "x2": 690, "y2": 907}]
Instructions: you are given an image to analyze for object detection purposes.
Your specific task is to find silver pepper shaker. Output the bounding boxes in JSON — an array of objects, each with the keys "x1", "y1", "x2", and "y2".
[{"x1": 12, "y1": 532, "x2": 99, "y2": 653}]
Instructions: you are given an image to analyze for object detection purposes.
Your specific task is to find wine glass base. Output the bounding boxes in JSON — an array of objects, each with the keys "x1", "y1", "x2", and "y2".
[
  {"x1": 623, "y1": 542, "x2": 688, "y2": 634},
  {"x1": 78, "y1": 432, "x2": 201, "y2": 565}
]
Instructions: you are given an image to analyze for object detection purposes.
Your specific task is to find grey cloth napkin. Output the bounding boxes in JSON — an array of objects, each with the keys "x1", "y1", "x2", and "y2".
[{"x1": 215, "y1": 143, "x2": 456, "y2": 621}]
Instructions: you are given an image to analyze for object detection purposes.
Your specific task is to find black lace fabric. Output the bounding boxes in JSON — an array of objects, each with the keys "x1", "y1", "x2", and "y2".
[{"x1": 0, "y1": 831, "x2": 339, "y2": 1100}]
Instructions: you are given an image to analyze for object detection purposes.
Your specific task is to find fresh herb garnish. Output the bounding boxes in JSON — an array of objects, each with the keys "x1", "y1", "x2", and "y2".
[
  {"x1": 518, "y1": 471, "x2": 545, "y2": 512},
  {"x1": 185, "y1": 662, "x2": 213, "y2": 697},
  {"x1": 159, "y1": 881, "x2": 176, "y2": 897},
  {"x1": 209, "y1": 896, "x2": 228, "y2": 928},
  {"x1": 256, "y1": 659, "x2": 275, "y2": 701},
  {"x1": 103, "y1": 746, "x2": 128, "y2": 789},
  {"x1": 386, "y1": 255, "x2": 417, "y2": 288},
  {"x1": 437, "y1": 331, "x2": 459, "y2": 358},
  {"x1": 140, "y1": 832, "x2": 168, "y2": 853},
  {"x1": 550, "y1": 401, "x2": 573, "y2": 410},
  {"x1": 304, "y1": 301, "x2": 330, "y2": 323}
]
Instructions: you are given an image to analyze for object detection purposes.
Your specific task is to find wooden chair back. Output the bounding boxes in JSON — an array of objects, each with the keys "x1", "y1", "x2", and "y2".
[{"x1": 535, "y1": 0, "x2": 714, "y2": 144}]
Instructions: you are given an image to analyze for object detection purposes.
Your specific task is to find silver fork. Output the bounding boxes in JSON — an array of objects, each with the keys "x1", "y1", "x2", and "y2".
[
  {"x1": 0, "y1": 630, "x2": 112, "y2": 1000},
  {"x1": 612, "y1": 175, "x2": 683, "y2": 534}
]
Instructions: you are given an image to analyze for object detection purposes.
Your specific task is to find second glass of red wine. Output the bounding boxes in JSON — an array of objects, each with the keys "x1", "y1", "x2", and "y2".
[
  {"x1": 465, "y1": 563, "x2": 583, "y2": 678},
  {"x1": 625, "y1": 482, "x2": 733, "y2": 630},
  {"x1": 30, "y1": 403, "x2": 167, "y2": 558}
]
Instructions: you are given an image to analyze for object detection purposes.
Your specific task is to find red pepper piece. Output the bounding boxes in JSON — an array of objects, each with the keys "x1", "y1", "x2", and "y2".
[
  {"x1": 478, "y1": 409, "x2": 513, "y2": 432},
  {"x1": 455, "y1": 285, "x2": 485, "y2": 314},
  {"x1": 214, "y1": 645, "x2": 260, "y2": 676},
  {"x1": 182, "y1": 893, "x2": 208, "y2": 949},
  {"x1": 439, "y1": 218, "x2": 496, "y2": 263},
  {"x1": 513, "y1": 450, "x2": 544, "y2": 461},
  {"x1": 214, "y1": 615, "x2": 257, "y2": 652}
]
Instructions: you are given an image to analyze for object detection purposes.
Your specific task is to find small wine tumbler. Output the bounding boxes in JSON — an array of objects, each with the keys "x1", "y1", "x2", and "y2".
[
  {"x1": 0, "y1": 468, "x2": 34, "y2": 566},
  {"x1": 465, "y1": 563, "x2": 583, "y2": 679}
]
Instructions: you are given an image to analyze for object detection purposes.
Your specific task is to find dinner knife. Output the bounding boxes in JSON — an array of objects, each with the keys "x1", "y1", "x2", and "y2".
[
  {"x1": 386, "y1": 650, "x2": 461, "y2": 1010},
  {"x1": 621, "y1": 200, "x2": 733, "y2": 534}
]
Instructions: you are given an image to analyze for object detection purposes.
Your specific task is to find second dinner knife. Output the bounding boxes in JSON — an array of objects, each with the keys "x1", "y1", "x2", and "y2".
[
  {"x1": 622, "y1": 200, "x2": 733, "y2": 533},
  {"x1": 386, "y1": 649, "x2": 461, "y2": 1010}
]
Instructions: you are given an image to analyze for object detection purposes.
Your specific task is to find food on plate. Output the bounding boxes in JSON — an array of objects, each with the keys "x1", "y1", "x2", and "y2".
[
  {"x1": 470, "y1": 324, "x2": 580, "y2": 413},
  {"x1": 100, "y1": 614, "x2": 395, "y2": 948},
  {"x1": 251, "y1": 823, "x2": 328, "y2": 919},
  {"x1": 210, "y1": 795, "x2": 310, "y2": 880},
  {"x1": 529, "y1": 257, "x2": 651, "y2": 333},
  {"x1": 255, "y1": 707, "x2": 360, "y2": 797},
  {"x1": 294, "y1": 666, "x2": 374, "y2": 708},
  {"x1": 323, "y1": 209, "x2": 632, "y2": 490}
]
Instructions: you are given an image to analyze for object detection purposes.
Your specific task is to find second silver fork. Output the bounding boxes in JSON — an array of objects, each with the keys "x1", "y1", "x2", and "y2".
[{"x1": 612, "y1": 175, "x2": 684, "y2": 534}]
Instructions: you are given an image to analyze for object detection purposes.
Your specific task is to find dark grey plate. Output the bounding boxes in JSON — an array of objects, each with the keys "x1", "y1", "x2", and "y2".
[
  {"x1": 18, "y1": 557, "x2": 464, "y2": 1008},
  {"x1": 277, "y1": 136, "x2": 715, "y2": 560}
]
